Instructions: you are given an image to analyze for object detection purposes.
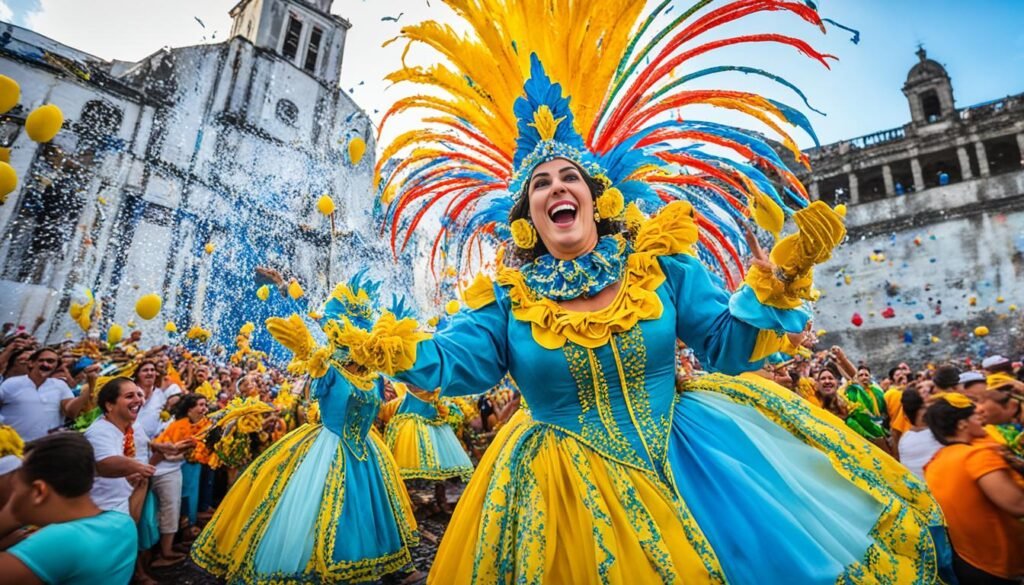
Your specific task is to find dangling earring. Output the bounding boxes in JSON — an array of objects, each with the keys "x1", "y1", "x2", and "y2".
[
  {"x1": 593, "y1": 209, "x2": 601, "y2": 222},
  {"x1": 510, "y1": 218, "x2": 537, "y2": 250}
]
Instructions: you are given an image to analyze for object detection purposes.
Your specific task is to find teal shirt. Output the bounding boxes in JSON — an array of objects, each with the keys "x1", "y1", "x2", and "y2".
[{"x1": 9, "y1": 511, "x2": 136, "y2": 585}]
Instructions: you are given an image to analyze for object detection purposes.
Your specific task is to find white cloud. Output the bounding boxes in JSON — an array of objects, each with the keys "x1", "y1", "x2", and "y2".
[{"x1": 0, "y1": 0, "x2": 14, "y2": 22}]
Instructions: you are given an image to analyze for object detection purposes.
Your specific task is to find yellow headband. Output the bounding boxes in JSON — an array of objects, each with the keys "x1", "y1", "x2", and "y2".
[{"x1": 937, "y1": 392, "x2": 974, "y2": 409}]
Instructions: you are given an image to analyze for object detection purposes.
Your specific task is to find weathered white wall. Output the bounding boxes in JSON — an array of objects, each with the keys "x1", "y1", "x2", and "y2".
[{"x1": 814, "y1": 169, "x2": 1024, "y2": 368}]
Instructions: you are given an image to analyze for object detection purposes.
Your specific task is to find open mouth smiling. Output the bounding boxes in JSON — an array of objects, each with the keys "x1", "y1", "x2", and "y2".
[{"x1": 547, "y1": 200, "x2": 578, "y2": 226}]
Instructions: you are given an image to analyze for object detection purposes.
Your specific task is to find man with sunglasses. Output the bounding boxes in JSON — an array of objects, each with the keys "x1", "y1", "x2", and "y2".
[{"x1": 0, "y1": 348, "x2": 93, "y2": 441}]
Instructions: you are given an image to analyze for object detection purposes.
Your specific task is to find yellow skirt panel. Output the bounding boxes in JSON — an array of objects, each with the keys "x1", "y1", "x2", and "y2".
[{"x1": 427, "y1": 410, "x2": 724, "y2": 585}]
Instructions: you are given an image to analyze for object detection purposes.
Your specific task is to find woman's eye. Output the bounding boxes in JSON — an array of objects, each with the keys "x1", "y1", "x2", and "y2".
[
  {"x1": 533, "y1": 179, "x2": 549, "y2": 189},
  {"x1": 563, "y1": 173, "x2": 579, "y2": 181}
]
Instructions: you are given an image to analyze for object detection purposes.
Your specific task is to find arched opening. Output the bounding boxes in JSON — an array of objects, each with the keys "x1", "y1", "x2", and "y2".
[
  {"x1": 920, "y1": 90, "x2": 942, "y2": 122},
  {"x1": 983, "y1": 137, "x2": 1023, "y2": 176}
]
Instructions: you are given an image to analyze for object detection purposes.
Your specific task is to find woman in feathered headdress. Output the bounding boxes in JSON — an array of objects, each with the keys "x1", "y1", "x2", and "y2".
[
  {"x1": 190, "y1": 273, "x2": 421, "y2": 584},
  {"x1": 354, "y1": 1, "x2": 952, "y2": 583}
]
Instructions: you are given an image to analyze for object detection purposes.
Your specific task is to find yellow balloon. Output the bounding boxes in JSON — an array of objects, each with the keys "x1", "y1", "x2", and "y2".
[
  {"x1": 445, "y1": 300, "x2": 460, "y2": 315},
  {"x1": 256, "y1": 285, "x2": 270, "y2": 301},
  {"x1": 107, "y1": 323, "x2": 124, "y2": 344},
  {"x1": 135, "y1": 293, "x2": 162, "y2": 320},
  {"x1": 0, "y1": 161, "x2": 16, "y2": 201},
  {"x1": 0, "y1": 147, "x2": 10, "y2": 163},
  {"x1": 0, "y1": 75, "x2": 18, "y2": 115},
  {"x1": 288, "y1": 280, "x2": 304, "y2": 300},
  {"x1": 348, "y1": 136, "x2": 366, "y2": 165},
  {"x1": 25, "y1": 104, "x2": 64, "y2": 143},
  {"x1": 974, "y1": 325, "x2": 989, "y2": 337},
  {"x1": 204, "y1": 242, "x2": 215, "y2": 254},
  {"x1": 165, "y1": 321, "x2": 178, "y2": 333},
  {"x1": 316, "y1": 194, "x2": 336, "y2": 215}
]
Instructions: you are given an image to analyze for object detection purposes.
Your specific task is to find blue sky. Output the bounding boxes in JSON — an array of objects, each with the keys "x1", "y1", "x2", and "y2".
[{"x1": 6, "y1": 0, "x2": 1024, "y2": 148}]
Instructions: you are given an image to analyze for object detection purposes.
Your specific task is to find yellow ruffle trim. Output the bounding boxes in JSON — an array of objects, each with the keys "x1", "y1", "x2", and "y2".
[
  {"x1": 266, "y1": 315, "x2": 331, "y2": 379},
  {"x1": 497, "y1": 201, "x2": 699, "y2": 350},
  {"x1": 463, "y1": 272, "x2": 497, "y2": 309},
  {"x1": 327, "y1": 312, "x2": 430, "y2": 377}
]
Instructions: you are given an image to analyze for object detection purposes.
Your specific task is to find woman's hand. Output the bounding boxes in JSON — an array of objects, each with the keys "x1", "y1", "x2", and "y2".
[{"x1": 743, "y1": 224, "x2": 773, "y2": 274}]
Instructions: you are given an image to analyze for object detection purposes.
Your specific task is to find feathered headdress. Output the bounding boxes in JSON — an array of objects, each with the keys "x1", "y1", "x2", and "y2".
[{"x1": 378, "y1": 0, "x2": 843, "y2": 289}]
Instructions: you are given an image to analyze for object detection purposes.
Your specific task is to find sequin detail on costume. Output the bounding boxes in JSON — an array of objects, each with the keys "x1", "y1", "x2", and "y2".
[{"x1": 520, "y1": 235, "x2": 627, "y2": 301}]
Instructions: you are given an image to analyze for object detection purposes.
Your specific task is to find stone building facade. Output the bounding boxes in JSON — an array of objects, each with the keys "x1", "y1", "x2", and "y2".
[
  {"x1": 795, "y1": 49, "x2": 1024, "y2": 366},
  {"x1": 0, "y1": 0, "x2": 393, "y2": 349}
]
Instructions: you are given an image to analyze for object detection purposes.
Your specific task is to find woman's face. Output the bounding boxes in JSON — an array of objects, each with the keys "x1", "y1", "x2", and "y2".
[
  {"x1": 136, "y1": 363, "x2": 157, "y2": 387},
  {"x1": 816, "y1": 370, "x2": 838, "y2": 396},
  {"x1": 188, "y1": 398, "x2": 208, "y2": 421},
  {"x1": 110, "y1": 382, "x2": 144, "y2": 422},
  {"x1": 962, "y1": 411, "x2": 987, "y2": 439},
  {"x1": 527, "y1": 158, "x2": 598, "y2": 260}
]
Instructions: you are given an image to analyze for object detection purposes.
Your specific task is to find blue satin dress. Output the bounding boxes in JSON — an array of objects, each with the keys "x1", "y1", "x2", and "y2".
[
  {"x1": 396, "y1": 249, "x2": 953, "y2": 584},
  {"x1": 385, "y1": 390, "x2": 474, "y2": 481},
  {"x1": 191, "y1": 366, "x2": 418, "y2": 584}
]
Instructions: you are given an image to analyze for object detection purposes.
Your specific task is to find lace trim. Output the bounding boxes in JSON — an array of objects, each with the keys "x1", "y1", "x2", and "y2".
[{"x1": 520, "y1": 235, "x2": 626, "y2": 301}]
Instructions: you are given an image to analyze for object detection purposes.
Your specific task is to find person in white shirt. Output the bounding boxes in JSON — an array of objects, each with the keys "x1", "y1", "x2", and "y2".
[
  {"x1": 897, "y1": 385, "x2": 943, "y2": 481},
  {"x1": 83, "y1": 378, "x2": 154, "y2": 514},
  {"x1": 0, "y1": 348, "x2": 94, "y2": 441},
  {"x1": 134, "y1": 358, "x2": 191, "y2": 568}
]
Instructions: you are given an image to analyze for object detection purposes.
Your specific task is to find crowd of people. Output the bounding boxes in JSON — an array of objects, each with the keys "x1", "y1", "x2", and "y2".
[
  {"x1": 0, "y1": 321, "x2": 1020, "y2": 583},
  {"x1": 0, "y1": 322, "x2": 522, "y2": 584}
]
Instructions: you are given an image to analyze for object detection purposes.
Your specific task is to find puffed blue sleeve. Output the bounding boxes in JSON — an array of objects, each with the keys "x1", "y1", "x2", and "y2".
[
  {"x1": 659, "y1": 254, "x2": 811, "y2": 375},
  {"x1": 396, "y1": 284, "x2": 510, "y2": 397}
]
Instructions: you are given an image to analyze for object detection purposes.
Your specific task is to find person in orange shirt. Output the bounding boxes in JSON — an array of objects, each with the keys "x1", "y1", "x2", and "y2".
[
  {"x1": 924, "y1": 393, "x2": 1024, "y2": 584},
  {"x1": 156, "y1": 394, "x2": 210, "y2": 538}
]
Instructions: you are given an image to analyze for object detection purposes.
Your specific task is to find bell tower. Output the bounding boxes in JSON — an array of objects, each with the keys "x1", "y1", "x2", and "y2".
[
  {"x1": 902, "y1": 46, "x2": 955, "y2": 126},
  {"x1": 229, "y1": 0, "x2": 350, "y2": 85}
]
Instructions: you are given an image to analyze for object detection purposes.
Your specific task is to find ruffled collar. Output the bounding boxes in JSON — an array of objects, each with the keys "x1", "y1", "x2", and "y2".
[{"x1": 520, "y1": 236, "x2": 627, "y2": 301}]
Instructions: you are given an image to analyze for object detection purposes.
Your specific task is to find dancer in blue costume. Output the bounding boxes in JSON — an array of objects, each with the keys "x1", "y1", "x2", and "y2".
[
  {"x1": 190, "y1": 275, "x2": 419, "y2": 584},
  {"x1": 325, "y1": 1, "x2": 955, "y2": 583},
  {"x1": 384, "y1": 383, "x2": 475, "y2": 482}
]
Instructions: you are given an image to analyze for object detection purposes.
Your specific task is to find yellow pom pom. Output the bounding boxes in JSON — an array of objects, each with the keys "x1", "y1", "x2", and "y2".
[
  {"x1": 596, "y1": 187, "x2": 625, "y2": 220},
  {"x1": 624, "y1": 202, "x2": 646, "y2": 232},
  {"x1": 834, "y1": 204, "x2": 847, "y2": 217},
  {"x1": 25, "y1": 104, "x2": 63, "y2": 142},
  {"x1": 0, "y1": 161, "x2": 16, "y2": 202},
  {"x1": 969, "y1": 296, "x2": 977, "y2": 306},
  {"x1": 427, "y1": 316, "x2": 440, "y2": 327},
  {"x1": 0, "y1": 424, "x2": 24, "y2": 457},
  {"x1": 1009, "y1": 304, "x2": 1018, "y2": 312},
  {"x1": 165, "y1": 321, "x2": 178, "y2": 333},
  {"x1": 256, "y1": 285, "x2": 270, "y2": 301},
  {"x1": 316, "y1": 194, "x2": 335, "y2": 215},
  {"x1": 107, "y1": 323, "x2": 124, "y2": 344},
  {"x1": 288, "y1": 280, "x2": 304, "y2": 300},
  {"x1": 204, "y1": 242, "x2": 215, "y2": 254},
  {"x1": 0, "y1": 75, "x2": 19, "y2": 115},
  {"x1": 930, "y1": 336, "x2": 940, "y2": 344},
  {"x1": 135, "y1": 293, "x2": 162, "y2": 320},
  {"x1": 240, "y1": 321, "x2": 255, "y2": 335},
  {"x1": 186, "y1": 325, "x2": 211, "y2": 342},
  {"x1": 510, "y1": 218, "x2": 536, "y2": 249},
  {"x1": 127, "y1": 320, "x2": 136, "y2": 328},
  {"x1": 348, "y1": 136, "x2": 366, "y2": 165},
  {"x1": 974, "y1": 325, "x2": 989, "y2": 337},
  {"x1": 0, "y1": 147, "x2": 9, "y2": 163},
  {"x1": 816, "y1": 329, "x2": 827, "y2": 337},
  {"x1": 996, "y1": 296, "x2": 1005, "y2": 303},
  {"x1": 445, "y1": 300, "x2": 460, "y2": 315}
]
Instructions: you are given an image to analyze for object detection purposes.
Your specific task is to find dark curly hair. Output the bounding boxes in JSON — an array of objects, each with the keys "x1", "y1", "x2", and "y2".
[{"x1": 507, "y1": 158, "x2": 625, "y2": 265}]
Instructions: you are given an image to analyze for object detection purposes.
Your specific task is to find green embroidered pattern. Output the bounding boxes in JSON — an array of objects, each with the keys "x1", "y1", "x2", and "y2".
[{"x1": 564, "y1": 341, "x2": 649, "y2": 471}]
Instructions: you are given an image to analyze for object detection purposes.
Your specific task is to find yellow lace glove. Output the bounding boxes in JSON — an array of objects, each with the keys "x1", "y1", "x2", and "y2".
[
  {"x1": 744, "y1": 201, "x2": 845, "y2": 308},
  {"x1": 265, "y1": 315, "x2": 330, "y2": 378}
]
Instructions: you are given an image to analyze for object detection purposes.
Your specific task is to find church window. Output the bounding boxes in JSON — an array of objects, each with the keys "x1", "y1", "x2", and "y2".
[
  {"x1": 920, "y1": 90, "x2": 941, "y2": 122},
  {"x1": 304, "y1": 26, "x2": 323, "y2": 73},
  {"x1": 282, "y1": 16, "x2": 303, "y2": 61}
]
